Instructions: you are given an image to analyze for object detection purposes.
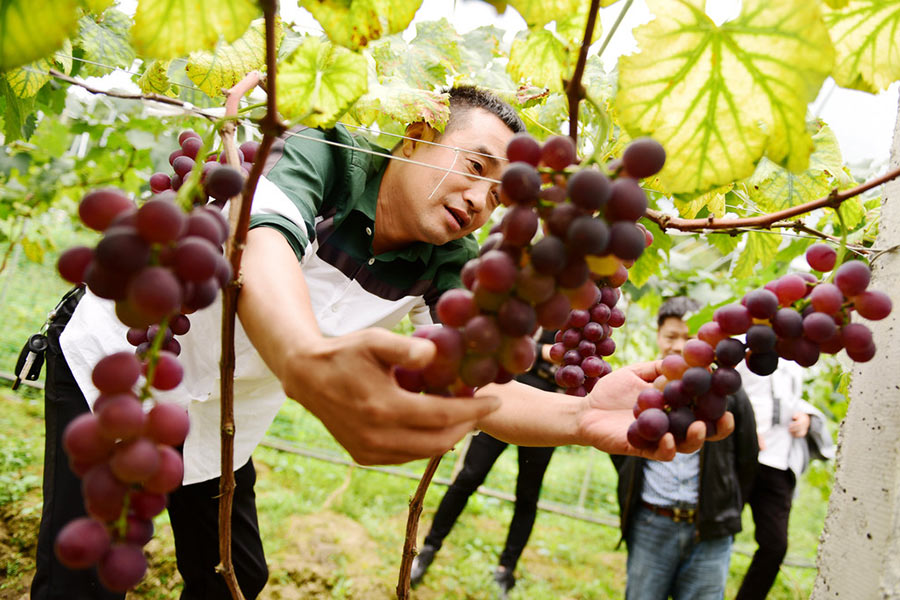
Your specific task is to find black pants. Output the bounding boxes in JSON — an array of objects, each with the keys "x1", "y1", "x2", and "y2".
[
  {"x1": 32, "y1": 291, "x2": 268, "y2": 600},
  {"x1": 735, "y1": 464, "x2": 796, "y2": 600},
  {"x1": 423, "y1": 432, "x2": 555, "y2": 571}
]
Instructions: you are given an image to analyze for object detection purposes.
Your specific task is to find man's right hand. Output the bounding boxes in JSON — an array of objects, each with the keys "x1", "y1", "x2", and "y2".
[{"x1": 279, "y1": 328, "x2": 500, "y2": 465}]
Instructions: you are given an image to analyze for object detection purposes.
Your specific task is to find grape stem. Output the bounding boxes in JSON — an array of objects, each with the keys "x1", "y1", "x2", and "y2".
[
  {"x1": 139, "y1": 316, "x2": 170, "y2": 402},
  {"x1": 396, "y1": 454, "x2": 444, "y2": 600},
  {"x1": 215, "y1": 3, "x2": 286, "y2": 599},
  {"x1": 566, "y1": 0, "x2": 602, "y2": 143},
  {"x1": 645, "y1": 164, "x2": 900, "y2": 232}
]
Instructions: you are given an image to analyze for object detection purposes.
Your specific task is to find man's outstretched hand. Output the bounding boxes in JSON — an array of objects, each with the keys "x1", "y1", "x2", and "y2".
[{"x1": 577, "y1": 360, "x2": 735, "y2": 460}]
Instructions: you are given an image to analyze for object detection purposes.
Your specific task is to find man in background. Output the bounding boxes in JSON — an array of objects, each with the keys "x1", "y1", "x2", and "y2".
[{"x1": 611, "y1": 297, "x2": 759, "y2": 600}]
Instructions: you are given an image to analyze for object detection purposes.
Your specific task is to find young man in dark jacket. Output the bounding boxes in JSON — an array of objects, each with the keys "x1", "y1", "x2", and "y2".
[{"x1": 611, "y1": 297, "x2": 758, "y2": 600}]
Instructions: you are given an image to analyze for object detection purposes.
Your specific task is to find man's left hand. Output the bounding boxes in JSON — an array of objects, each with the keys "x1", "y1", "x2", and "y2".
[{"x1": 789, "y1": 412, "x2": 811, "y2": 438}]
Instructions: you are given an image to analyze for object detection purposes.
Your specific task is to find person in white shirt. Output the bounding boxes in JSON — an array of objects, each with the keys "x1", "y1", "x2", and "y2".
[{"x1": 735, "y1": 359, "x2": 834, "y2": 600}]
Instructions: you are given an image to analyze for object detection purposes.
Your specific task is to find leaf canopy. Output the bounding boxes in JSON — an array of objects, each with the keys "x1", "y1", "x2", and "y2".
[
  {"x1": 277, "y1": 36, "x2": 368, "y2": 127},
  {"x1": 824, "y1": 0, "x2": 900, "y2": 93},
  {"x1": 77, "y1": 10, "x2": 135, "y2": 76},
  {"x1": 131, "y1": 0, "x2": 260, "y2": 59},
  {"x1": 300, "y1": 0, "x2": 422, "y2": 50},
  {"x1": 0, "y1": 0, "x2": 79, "y2": 72},
  {"x1": 616, "y1": 0, "x2": 834, "y2": 194}
]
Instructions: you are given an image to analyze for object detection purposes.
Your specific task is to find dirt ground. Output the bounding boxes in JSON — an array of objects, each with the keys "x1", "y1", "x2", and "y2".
[{"x1": 0, "y1": 501, "x2": 392, "y2": 600}]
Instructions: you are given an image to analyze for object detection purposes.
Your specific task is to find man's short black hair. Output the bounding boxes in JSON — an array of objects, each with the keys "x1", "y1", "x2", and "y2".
[
  {"x1": 657, "y1": 296, "x2": 701, "y2": 328},
  {"x1": 444, "y1": 85, "x2": 525, "y2": 135}
]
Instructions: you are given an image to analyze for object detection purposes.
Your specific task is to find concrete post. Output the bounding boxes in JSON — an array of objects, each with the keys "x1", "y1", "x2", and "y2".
[{"x1": 813, "y1": 98, "x2": 900, "y2": 598}]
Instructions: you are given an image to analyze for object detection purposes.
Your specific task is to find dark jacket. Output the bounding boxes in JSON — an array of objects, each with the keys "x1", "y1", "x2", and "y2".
[{"x1": 610, "y1": 388, "x2": 759, "y2": 543}]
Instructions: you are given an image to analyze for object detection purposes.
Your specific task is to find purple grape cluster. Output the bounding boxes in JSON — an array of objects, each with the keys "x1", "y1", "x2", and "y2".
[{"x1": 395, "y1": 133, "x2": 664, "y2": 396}]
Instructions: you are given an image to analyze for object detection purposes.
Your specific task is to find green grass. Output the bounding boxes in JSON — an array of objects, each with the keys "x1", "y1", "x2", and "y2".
[{"x1": 0, "y1": 222, "x2": 829, "y2": 599}]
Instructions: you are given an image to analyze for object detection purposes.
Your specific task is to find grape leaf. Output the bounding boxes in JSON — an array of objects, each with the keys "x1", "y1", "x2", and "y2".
[
  {"x1": 836, "y1": 196, "x2": 865, "y2": 230},
  {"x1": 0, "y1": 77, "x2": 35, "y2": 141},
  {"x1": 76, "y1": 10, "x2": 134, "y2": 76},
  {"x1": 824, "y1": 0, "x2": 850, "y2": 7},
  {"x1": 745, "y1": 122, "x2": 849, "y2": 215},
  {"x1": 508, "y1": 29, "x2": 569, "y2": 92},
  {"x1": 55, "y1": 39, "x2": 74, "y2": 75},
  {"x1": 186, "y1": 18, "x2": 281, "y2": 97},
  {"x1": 348, "y1": 80, "x2": 449, "y2": 129},
  {"x1": 3, "y1": 58, "x2": 53, "y2": 98},
  {"x1": 132, "y1": 0, "x2": 260, "y2": 59},
  {"x1": 137, "y1": 60, "x2": 175, "y2": 96},
  {"x1": 506, "y1": 0, "x2": 584, "y2": 29},
  {"x1": 0, "y1": 0, "x2": 79, "y2": 72},
  {"x1": 672, "y1": 184, "x2": 731, "y2": 219},
  {"x1": 732, "y1": 231, "x2": 780, "y2": 279},
  {"x1": 277, "y1": 37, "x2": 368, "y2": 127},
  {"x1": 824, "y1": 1, "x2": 900, "y2": 93},
  {"x1": 300, "y1": 0, "x2": 422, "y2": 50},
  {"x1": 616, "y1": 0, "x2": 834, "y2": 195},
  {"x1": 84, "y1": 0, "x2": 115, "y2": 11},
  {"x1": 371, "y1": 19, "x2": 462, "y2": 89},
  {"x1": 707, "y1": 230, "x2": 740, "y2": 256},
  {"x1": 628, "y1": 246, "x2": 663, "y2": 288},
  {"x1": 555, "y1": 1, "x2": 602, "y2": 47}
]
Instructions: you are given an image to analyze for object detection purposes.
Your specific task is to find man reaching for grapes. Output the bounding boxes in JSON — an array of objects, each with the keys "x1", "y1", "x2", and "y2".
[
  {"x1": 610, "y1": 297, "x2": 758, "y2": 600},
  {"x1": 34, "y1": 87, "x2": 733, "y2": 600}
]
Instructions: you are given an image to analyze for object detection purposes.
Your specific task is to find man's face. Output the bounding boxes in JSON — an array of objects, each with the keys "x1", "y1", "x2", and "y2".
[
  {"x1": 392, "y1": 108, "x2": 513, "y2": 246},
  {"x1": 657, "y1": 316, "x2": 691, "y2": 358}
]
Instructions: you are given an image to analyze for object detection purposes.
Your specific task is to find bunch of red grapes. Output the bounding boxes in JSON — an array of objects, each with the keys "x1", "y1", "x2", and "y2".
[
  {"x1": 395, "y1": 133, "x2": 665, "y2": 395},
  {"x1": 51, "y1": 129, "x2": 251, "y2": 591},
  {"x1": 149, "y1": 130, "x2": 259, "y2": 208},
  {"x1": 628, "y1": 243, "x2": 893, "y2": 451},
  {"x1": 54, "y1": 352, "x2": 190, "y2": 591}
]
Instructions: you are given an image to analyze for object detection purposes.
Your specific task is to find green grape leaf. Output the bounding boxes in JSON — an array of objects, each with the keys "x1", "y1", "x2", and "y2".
[
  {"x1": 616, "y1": 0, "x2": 834, "y2": 195},
  {"x1": 0, "y1": 78, "x2": 35, "y2": 141},
  {"x1": 277, "y1": 37, "x2": 368, "y2": 127},
  {"x1": 77, "y1": 10, "x2": 134, "y2": 76},
  {"x1": 371, "y1": 20, "x2": 462, "y2": 89},
  {"x1": 54, "y1": 38, "x2": 74, "y2": 75},
  {"x1": 186, "y1": 18, "x2": 279, "y2": 98},
  {"x1": 746, "y1": 122, "x2": 847, "y2": 213},
  {"x1": 555, "y1": 2, "x2": 601, "y2": 47},
  {"x1": 732, "y1": 231, "x2": 780, "y2": 279},
  {"x1": 3, "y1": 58, "x2": 53, "y2": 98},
  {"x1": 836, "y1": 196, "x2": 865, "y2": 230},
  {"x1": 506, "y1": 0, "x2": 584, "y2": 28},
  {"x1": 708, "y1": 231, "x2": 740, "y2": 256},
  {"x1": 824, "y1": 1, "x2": 900, "y2": 93},
  {"x1": 824, "y1": 0, "x2": 850, "y2": 7},
  {"x1": 508, "y1": 29, "x2": 569, "y2": 92},
  {"x1": 132, "y1": 0, "x2": 260, "y2": 59},
  {"x1": 629, "y1": 247, "x2": 663, "y2": 288},
  {"x1": 348, "y1": 80, "x2": 449, "y2": 129},
  {"x1": 84, "y1": 0, "x2": 115, "y2": 11},
  {"x1": 300, "y1": 0, "x2": 422, "y2": 50},
  {"x1": 138, "y1": 59, "x2": 174, "y2": 96},
  {"x1": 0, "y1": 0, "x2": 79, "y2": 71},
  {"x1": 672, "y1": 184, "x2": 732, "y2": 219}
]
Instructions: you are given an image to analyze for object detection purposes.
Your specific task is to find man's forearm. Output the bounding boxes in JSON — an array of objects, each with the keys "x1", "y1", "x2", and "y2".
[{"x1": 475, "y1": 381, "x2": 585, "y2": 447}]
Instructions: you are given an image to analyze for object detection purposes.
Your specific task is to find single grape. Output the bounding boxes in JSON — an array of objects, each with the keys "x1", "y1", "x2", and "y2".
[
  {"x1": 582, "y1": 321, "x2": 605, "y2": 342},
  {"x1": 97, "y1": 544, "x2": 148, "y2": 593},
  {"x1": 545, "y1": 203, "x2": 581, "y2": 239},
  {"x1": 127, "y1": 267, "x2": 183, "y2": 322},
  {"x1": 622, "y1": 138, "x2": 666, "y2": 178},
  {"x1": 604, "y1": 178, "x2": 648, "y2": 222},
  {"x1": 96, "y1": 393, "x2": 145, "y2": 441},
  {"x1": 714, "y1": 304, "x2": 752, "y2": 335},
  {"x1": 567, "y1": 168, "x2": 611, "y2": 211},
  {"x1": 82, "y1": 463, "x2": 128, "y2": 522},
  {"x1": 667, "y1": 406, "x2": 695, "y2": 443},
  {"x1": 173, "y1": 236, "x2": 219, "y2": 282},
  {"x1": 608, "y1": 307, "x2": 626, "y2": 328},
  {"x1": 497, "y1": 297, "x2": 537, "y2": 337},
  {"x1": 854, "y1": 290, "x2": 892, "y2": 320},
  {"x1": 182, "y1": 278, "x2": 220, "y2": 312},
  {"x1": 144, "y1": 402, "x2": 190, "y2": 446},
  {"x1": 774, "y1": 274, "x2": 808, "y2": 305},
  {"x1": 506, "y1": 133, "x2": 542, "y2": 166},
  {"x1": 661, "y1": 354, "x2": 689, "y2": 380},
  {"x1": 845, "y1": 340, "x2": 876, "y2": 362},
  {"x1": 590, "y1": 302, "x2": 612, "y2": 323},
  {"x1": 185, "y1": 210, "x2": 227, "y2": 246},
  {"x1": 498, "y1": 335, "x2": 537, "y2": 374},
  {"x1": 710, "y1": 366, "x2": 742, "y2": 396},
  {"x1": 663, "y1": 380, "x2": 689, "y2": 409},
  {"x1": 462, "y1": 315, "x2": 502, "y2": 354},
  {"x1": 541, "y1": 135, "x2": 577, "y2": 170},
  {"x1": 394, "y1": 367, "x2": 425, "y2": 392},
  {"x1": 501, "y1": 205, "x2": 539, "y2": 246},
  {"x1": 607, "y1": 222, "x2": 645, "y2": 261},
  {"x1": 205, "y1": 166, "x2": 244, "y2": 201},
  {"x1": 791, "y1": 338, "x2": 820, "y2": 367},
  {"x1": 566, "y1": 309, "x2": 591, "y2": 329},
  {"x1": 109, "y1": 437, "x2": 161, "y2": 483},
  {"x1": 714, "y1": 338, "x2": 746, "y2": 368},
  {"x1": 146, "y1": 351, "x2": 184, "y2": 391},
  {"x1": 596, "y1": 337, "x2": 616, "y2": 356},
  {"x1": 746, "y1": 324, "x2": 776, "y2": 353},
  {"x1": 627, "y1": 421, "x2": 656, "y2": 450},
  {"x1": 500, "y1": 162, "x2": 541, "y2": 205},
  {"x1": 172, "y1": 155, "x2": 196, "y2": 179},
  {"x1": 239, "y1": 141, "x2": 260, "y2": 164},
  {"x1": 809, "y1": 283, "x2": 844, "y2": 315},
  {"x1": 772, "y1": 307, "x2": 803, "y2": 338},
  {"x1": 637, "y1": 408, "x2": 669, "y2": 442},
  {"x1": 136, "y1": 199, "x2": 187, "y2": 244},
  {"x1": 149, "y1": 172, "x2": 172, "y2": 193},
  {"x1": 556, "y1": 364, "x2": 586, "y2": 388},
  {"x1": 58, "y1": 246, "x2": 94, "y2": 284},
  {"x1": 124, "y1": 516, "x2": 155, "y2": 546},
  {"x1": 459, "y1": 354, "x2": 500, "y2": 388},
  {"x1": 563, "y1": 349, "x2": 582, "y2": 365},
  {"x1": 683, "y1": 339, "x2": 715, "y2": 367},
  {"x1": 169, "y1": 314, "x2": 191, "y2": 336},
  {"x1": 416, "y1": 326, "x2": 464, "y2": 365},
  {"x1": 92, "y1": 352, "x2": 142, "y2": 395},
  {"x1": 566, "y1": 216, "x2": 609, "y2": 256},
  {"x1": 840, "y1": 323, "x2": 873, "y2": 354},
  {"x1": 128, "y1": 490, "x2": 167, "y2": 519},
  {"x1": 436, "y1": 289, "x2": 477, "y2": 327},
  {"x1": 834, "y1": 261, "x2": 871, "y2": 297},
  {"x1": 95, "y1": 226, "x2": 152, "y2": 275},
  {"x1": 697, "y1": 321, "x2": 728, "y2": 347},
  {"x1": 743, "y1": 289, "x2": 779, "y2": 320},
  {"x1": 178, "y1": 130, "x2": 200, "y2": 145},
  {"x1": 806, "y1": 243, "x2": 837, "y2": 272},
  {"x1": 79, "y1": 189, "x2": 135, "y2": 232},
  {"x1": 636, "y1": 388, "x2": 666, "y2": 413},
  {"x1": 54, "y1": 517, "x2": 111, "y2": 569},
  {"x1": 681, "y1": 366, "x2": 712, "y2": 397},
  {"x1": 477, "y1": 250, "x2": 517, "y2": 294},
  {"x1": 803, "y1": 312, "x2": 837, "y2": 343},
  {"x1": 693, "y1": 392, "x2": 727, "y2": 422},
  {"x1": 747, "y1": 351, "x2": 779, "y2": 376},
  {"x1": 180, "y1": 136, "x2": 202, "y2": 160}
]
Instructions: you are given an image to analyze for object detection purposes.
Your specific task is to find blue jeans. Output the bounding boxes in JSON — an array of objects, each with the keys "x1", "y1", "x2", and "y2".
[{"x1": 625, "y1": 506, "x2": 732, "y2": 600}]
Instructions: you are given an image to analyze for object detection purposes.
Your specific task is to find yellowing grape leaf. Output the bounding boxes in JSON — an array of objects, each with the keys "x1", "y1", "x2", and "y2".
[
  {"x1": 186, "y1": 18, "x2": 280, "y2": 97},
  {"x1": 824, "y1": 1, "x2": 900, "y2": 93},
  {"x1": 555, "y1": 2, "x2": 601, "y2": 47},
  {"x1": 3, "y1": 58, "x2": 53, "y2": 98},
  {"x1": 506, "y1": 0, "x2": 584, "y2": 28},
  {"x1": 508, "y1": 29, "x2": 569, "y2": 92},
  {"x1": 84, "y1": 0, "x2": 115, "y2": 12},
  {"x1": 837, "y1": 196, "x2": 865, "y2": 230},
  {"x1": 732, "y1": 231, "x2": 780, "y2": 279},
  {"x1": 277, "y1": 37, "x2": 368, "y2": 127},
  {"x1": 300, "y1": 0, "x2": 422, "y2": 50},
  {"x1": 616, "y1": 0, "x2": 834, "y2": 195},
  {"x1": 132, "y1": 0, "x2": 260, "y2": 59},
  {"x1": 138, "y1": 59, "x2": 174, "y2": 96},
  {"x1": 746, "y1": 122, "x2": 848, "y2": 213},
  {"x1": 348, "y1": 79, "x2": 449, "y2": 130},
  {"x1": 371, "y1": 19, "x2": 462, "y2": 89},
  {"x1": 77, "y1": 10, "x2": 135, "y2": 76},
  {"x1": 673, "y1": 184, "x2": 732, "y2": 219},
  {"x1": 0, "y1": 0, "x2": 79, "y2": 72}
]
